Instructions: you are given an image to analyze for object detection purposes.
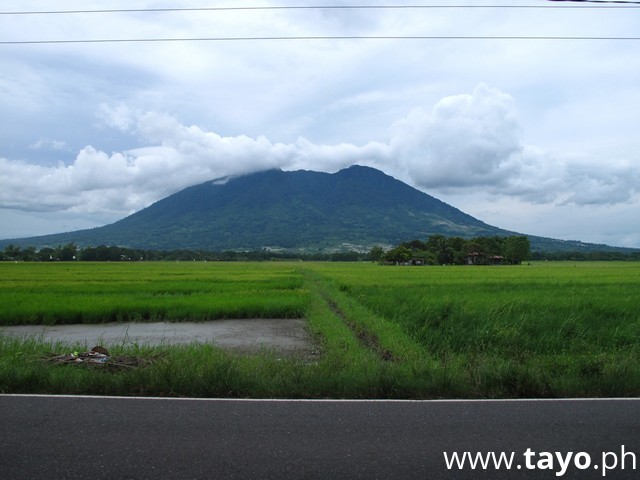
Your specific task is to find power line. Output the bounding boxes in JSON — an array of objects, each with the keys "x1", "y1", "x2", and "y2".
[
  {"x1": 548, "y1": 0, "x2": 640, "y2": 4},
  {"x1": 2, "y1": 36, "x2": 639, "y2": 45},
  {"x1": 3, "y1": 3, "x2": 636, "y2": 45},
  {"x1": 2, "y1": 3, "x2": 640, "y2": 15}
]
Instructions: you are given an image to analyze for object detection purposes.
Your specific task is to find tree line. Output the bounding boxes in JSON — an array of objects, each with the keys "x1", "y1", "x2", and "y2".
[
  {"x1": 0, "y1": 243, "x2": 371, "y2": 262},
  {"x1": 376, "y1": 235, "x2": 532, "y2": 265},
  {"x1": 2, "y1": 238, "x2": 638, "y2": 263}
]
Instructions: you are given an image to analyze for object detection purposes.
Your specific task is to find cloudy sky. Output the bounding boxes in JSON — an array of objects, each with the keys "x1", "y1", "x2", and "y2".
[{"x1": 1, "y1": 0, "x2": 639, "y2": 247}]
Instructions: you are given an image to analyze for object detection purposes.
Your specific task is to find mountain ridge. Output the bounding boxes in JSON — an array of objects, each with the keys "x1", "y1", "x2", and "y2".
[{"x1": 1, "y1": 165, "x2": 634, "y2": 253}]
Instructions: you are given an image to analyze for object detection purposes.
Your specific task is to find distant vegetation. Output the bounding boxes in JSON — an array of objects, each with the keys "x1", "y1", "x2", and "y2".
[
  {"x1": 2, "y1": 236, "x2": 639, "y2": 263},
  {"x1": 380, "y1": 235, "x2": 531, "y2": 265},
  {"x1": 382, "y1": 235, "x2": 639, "y2": 263},
  {"x1": 0, "y1": 243, "x2": 372, "y2": 263}
]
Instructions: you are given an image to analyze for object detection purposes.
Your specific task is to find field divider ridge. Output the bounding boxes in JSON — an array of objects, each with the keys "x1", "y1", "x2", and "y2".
[{"x1": 300, "y1": 268, "x2": 429, "y2": 365}]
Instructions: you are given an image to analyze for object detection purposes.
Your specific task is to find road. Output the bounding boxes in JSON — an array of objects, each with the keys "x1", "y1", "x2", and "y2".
[{"x1": 1, "y1": 395, "x2": 639, "y2": 479}]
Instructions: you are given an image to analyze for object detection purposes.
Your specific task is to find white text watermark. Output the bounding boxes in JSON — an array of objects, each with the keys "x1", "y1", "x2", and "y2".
[{"x1": 443, "y1": 446, "x2": 636, "y2": 477}]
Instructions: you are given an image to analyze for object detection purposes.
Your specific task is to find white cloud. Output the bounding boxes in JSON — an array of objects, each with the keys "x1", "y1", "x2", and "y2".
[
  {"x1": 388, "y1": 85, "x2": 640, "y2": 210},
  {"x1": 28, "y1": 139, "x2": 69, "y2": 152},
  {"x1": 1, "y1": 84, "x2": 639, "y2": 246},
  {"x1": 390, "y1": 84, "x2": 522, "y2": 189},
  {"x1": 443, "y1": 192, "x2": 640, "y2": 249},
  {"x1": 560, "y1": 161, "x2": 640, "y2": 206},
  {"x1": 96, "y1": 103, "x2": 137, "y2": 132}
]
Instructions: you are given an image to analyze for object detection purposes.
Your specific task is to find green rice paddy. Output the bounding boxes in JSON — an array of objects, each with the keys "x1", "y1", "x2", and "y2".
[{"x1": 1, "y1": 261, "x2": 639, "y2": 398}]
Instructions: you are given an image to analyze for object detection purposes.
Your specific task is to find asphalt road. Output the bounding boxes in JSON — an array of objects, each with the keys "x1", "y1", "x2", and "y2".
[{"x1": 1, "y1": 395, "x2": 639, "y2": 479}]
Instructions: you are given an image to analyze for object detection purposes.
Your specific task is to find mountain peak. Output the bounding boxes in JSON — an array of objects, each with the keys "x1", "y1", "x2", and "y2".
[{"x1": 1, "y1": 165, "x2": 515, "y2": 251}]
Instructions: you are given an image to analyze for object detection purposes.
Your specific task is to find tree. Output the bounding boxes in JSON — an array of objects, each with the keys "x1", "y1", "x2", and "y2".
[
  {"x1": 403, "y1": 239, "x2": 427, "y2": 252},
  {"x1": 21, "y1": 246, "x2": 37, "y2": 261},
  {"x1": 425, "y1": 235, "x2": 453, "y2": 265},
  {"x1": 3, "y1": 244, "x2": 21, "y2": 261},
  {"x1": 448, "y1": 237, "x2": 466, "y2": 265},
  {"x1": 368, "y1": 246, "x2": 385, "y2": 262},
  {"x1": 383, "y1": 245, "x2": 412, "y2": 264},
  {"x1": 80, "y1": 247, "x2": 97, "y2": 261},
  {"x1": 505, "y1": 236, "x2": 531, "y2": 264},
  {"x1": 58, "y1": 243, "x2": 78, "y2": 261},
  {"x1": 475, "y1": 236, "x2": 505, "y2": 257},
  {"x1": 95, "y1": 246, "x2": 111, "y2": 261},
  {"x1": 36, "y1": 247, "x2": 56, "y2": 261}
]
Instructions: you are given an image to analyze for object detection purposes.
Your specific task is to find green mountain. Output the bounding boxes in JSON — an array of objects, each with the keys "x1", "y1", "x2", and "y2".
[{"x1": 0, "y1": 165, "x2": 633, "y2": 253}]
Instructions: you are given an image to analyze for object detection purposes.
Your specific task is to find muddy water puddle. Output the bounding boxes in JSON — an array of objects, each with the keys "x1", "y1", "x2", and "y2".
[{"x1": 0, "y1": 319, "x2": 315, "y2": 356}]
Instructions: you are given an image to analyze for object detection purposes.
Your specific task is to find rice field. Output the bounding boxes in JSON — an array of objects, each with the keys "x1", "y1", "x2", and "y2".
[
  {"x1": 0, "y1": 262, "x2": 307, "y2": 324},
  {"x1": 1, "y1": 260, "x2": 639, "y2": 398}
]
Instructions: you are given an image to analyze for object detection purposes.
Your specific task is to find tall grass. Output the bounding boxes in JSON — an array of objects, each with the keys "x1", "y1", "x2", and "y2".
[
  {"x1": 307, "y1": 261, "x2": 640, "y2": 397},
  {"x1": 328, "y1": 263, "x2": 640, "y2": 356}
]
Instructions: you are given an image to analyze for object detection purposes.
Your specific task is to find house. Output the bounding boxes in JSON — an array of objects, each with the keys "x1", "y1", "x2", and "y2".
[
  {"x1": 467, "y1": 252, "x2": 482, "y2": 265},
  {"x1": 466, "y1": 252, "x2": 504, "y2": 265},
  {"x1": 488, "y1": 255, "x2": 504, "y2": 265}
]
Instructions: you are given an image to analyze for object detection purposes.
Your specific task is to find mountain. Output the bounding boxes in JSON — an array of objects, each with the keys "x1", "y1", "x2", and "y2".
[{"x1": 0, "y1": 165, "x2": 633, "y2": 253}]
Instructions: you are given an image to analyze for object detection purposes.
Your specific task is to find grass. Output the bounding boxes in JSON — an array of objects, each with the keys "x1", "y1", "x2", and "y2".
[
  {"x1": 0, "y1": 262, "x2": 307, "y2": 324},
  {"x1": 311, "y1": 261, "x2": 640, "y2": 397},
  {"x1": 1, "y1": 261, "x2": 639, "y2": 398}
]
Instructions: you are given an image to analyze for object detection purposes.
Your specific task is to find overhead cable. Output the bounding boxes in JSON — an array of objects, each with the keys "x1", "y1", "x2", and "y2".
[
  {"x1": 2, "y1": 35, "x2": 639, "y2": 45},
  {"x1": 547, "y1": 0, "x2": 640, "y2": 4},
  {"x1": 2, "y1": 3, "x2": 640, "y2": 15}
]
